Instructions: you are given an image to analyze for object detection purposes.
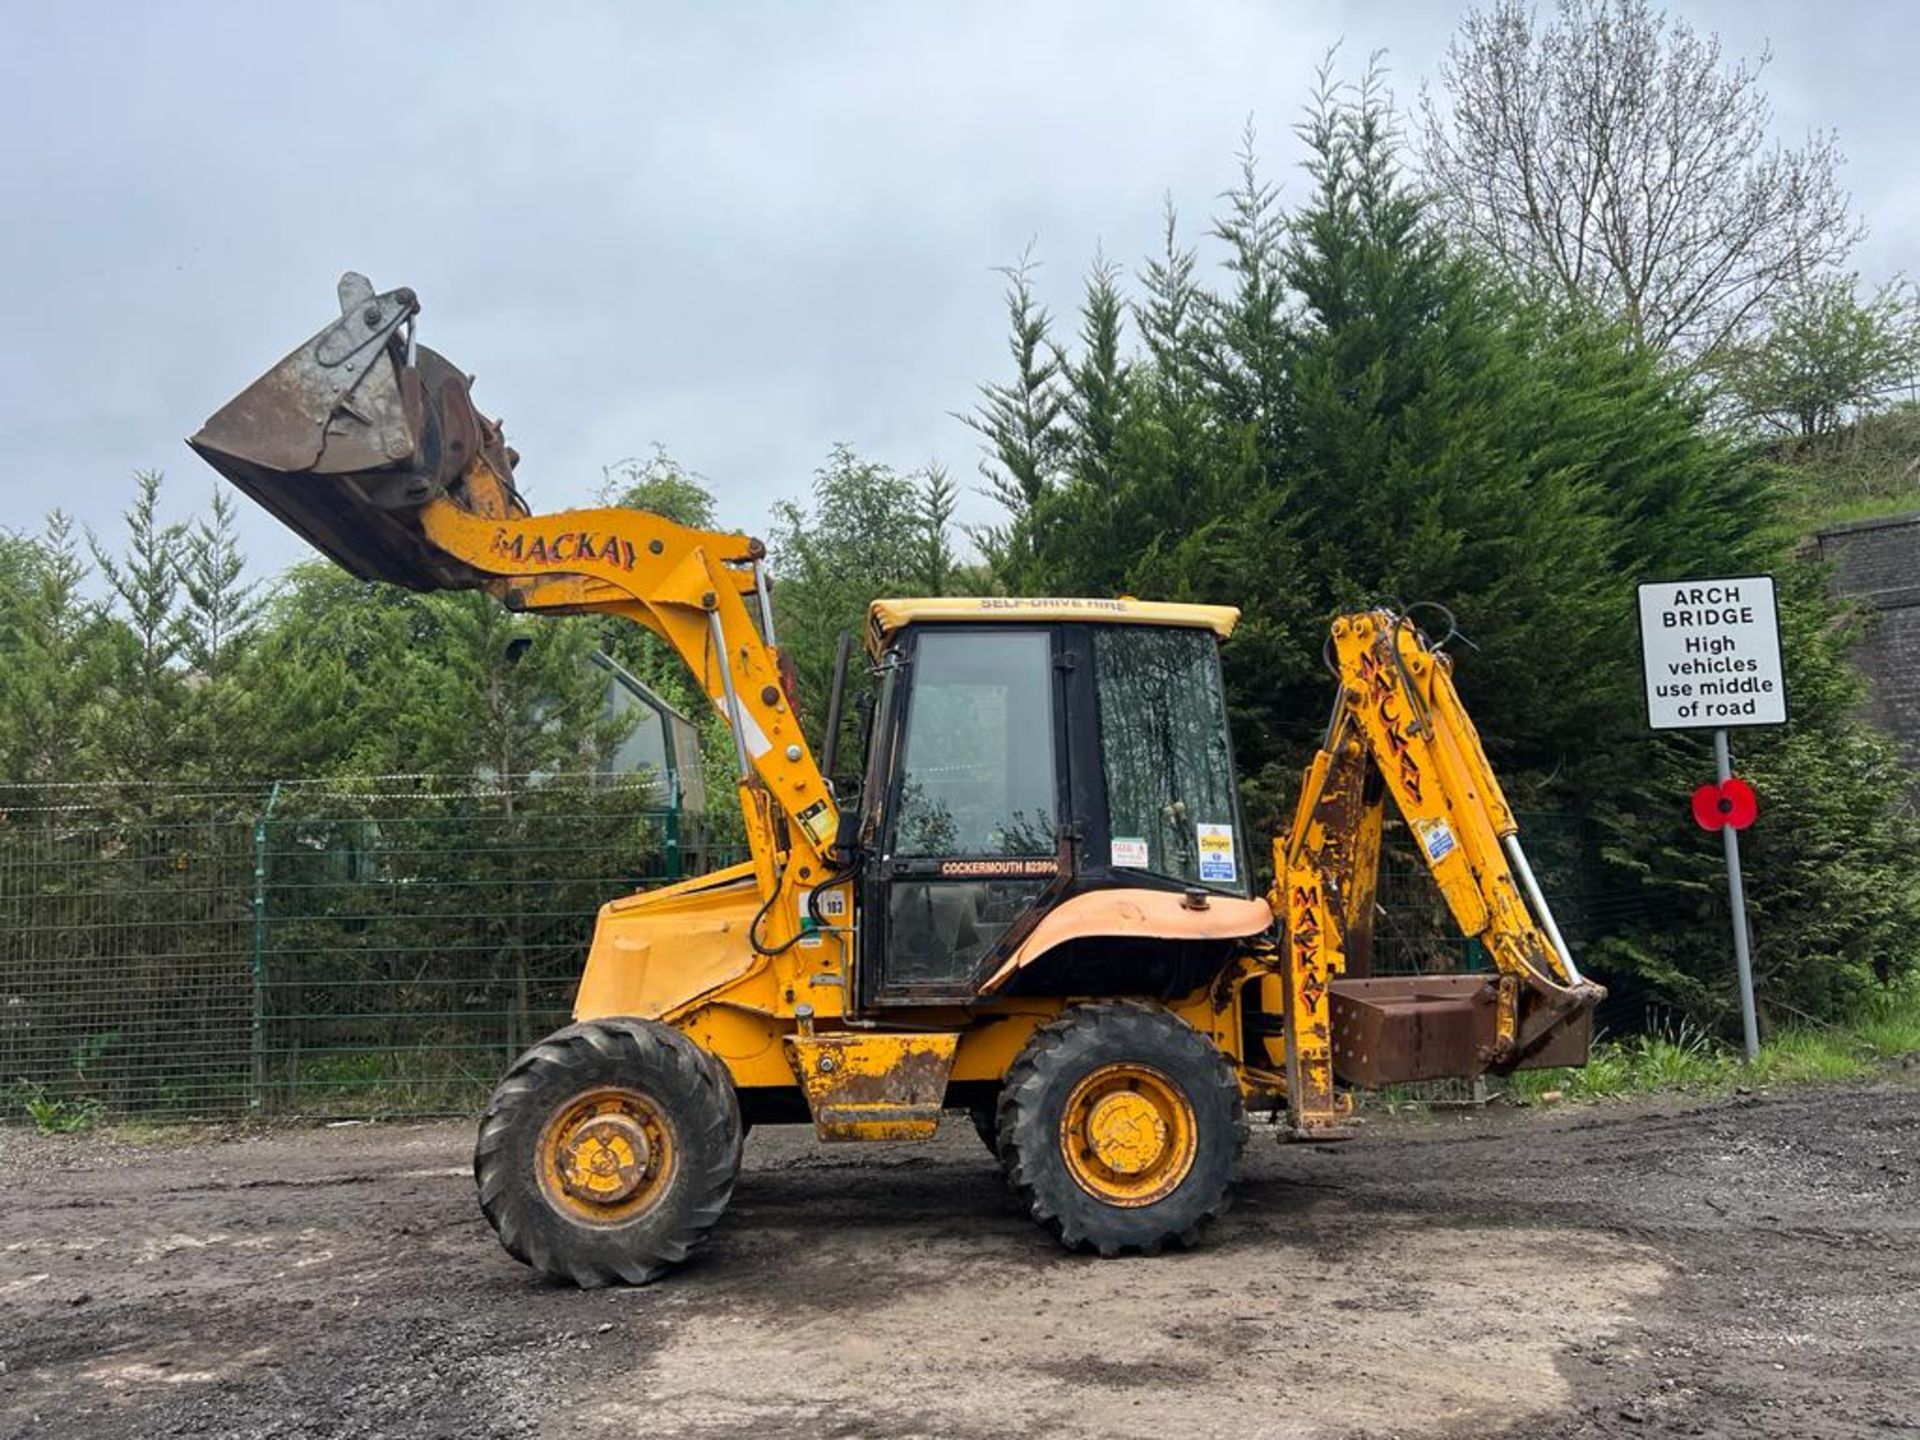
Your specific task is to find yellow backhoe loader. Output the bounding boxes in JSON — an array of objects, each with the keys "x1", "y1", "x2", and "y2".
[{"x1": 192, "y1": 274, "x2": 1602, "y2": 1286}]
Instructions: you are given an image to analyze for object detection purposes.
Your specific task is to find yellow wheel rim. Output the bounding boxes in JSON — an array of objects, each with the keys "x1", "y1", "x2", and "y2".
[
  {"x1": 1059, "y1": 1063, "x2": 1197, "y2": 1207},
  {"x1": 537, "y1": 1086, "x2": 675, "y2": 1224}
]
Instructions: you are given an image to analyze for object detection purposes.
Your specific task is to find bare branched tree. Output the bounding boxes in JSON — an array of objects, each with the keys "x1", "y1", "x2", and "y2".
[{"x1": 1419, "y1": 0, "x2": 1859, "y2": 365}]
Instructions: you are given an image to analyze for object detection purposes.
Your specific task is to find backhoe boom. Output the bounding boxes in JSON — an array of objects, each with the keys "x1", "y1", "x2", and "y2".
[{"x1": 1274, "y1": 609, "x2": 1604, "y2": 1137}]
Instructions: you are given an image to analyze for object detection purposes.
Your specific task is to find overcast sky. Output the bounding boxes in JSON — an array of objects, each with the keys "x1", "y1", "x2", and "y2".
[{"x1": 2, "y1": 1, "x2": 1913, "y2": 580}]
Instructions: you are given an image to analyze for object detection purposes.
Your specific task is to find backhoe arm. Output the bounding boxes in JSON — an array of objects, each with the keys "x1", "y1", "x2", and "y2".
[{"x1": 1272, "y1": 609, "x2": 1604, "y2": 1136}]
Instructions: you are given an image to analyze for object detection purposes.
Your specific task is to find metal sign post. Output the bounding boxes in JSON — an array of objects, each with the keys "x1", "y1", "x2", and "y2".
[
  {"x1": 1636, "y1": 576, "x2": 1786, "y2": 1063},
  {"x1": 1712, "y1": 730, "x2": 1761, "y2": 1062}
]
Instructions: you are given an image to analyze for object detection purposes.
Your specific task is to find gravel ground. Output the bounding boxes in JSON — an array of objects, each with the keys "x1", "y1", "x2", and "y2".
[{"x1": 0, "y1": 1078, "x2": 1915, "y2": 1440}]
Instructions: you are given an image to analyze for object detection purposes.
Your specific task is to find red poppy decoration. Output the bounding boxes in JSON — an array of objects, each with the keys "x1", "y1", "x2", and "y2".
[{"x1": 1691, "y1": 777, "x2": 1759, "y2": 832}]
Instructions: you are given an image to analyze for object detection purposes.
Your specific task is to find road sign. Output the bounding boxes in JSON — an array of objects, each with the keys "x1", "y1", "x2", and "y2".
[
  {"x1": 1636, "y1": 576, "x2": 1787, "y2": 730},
  {"x1": 1639, "y1": 575, "x2": 1786, "y2": 1063}
]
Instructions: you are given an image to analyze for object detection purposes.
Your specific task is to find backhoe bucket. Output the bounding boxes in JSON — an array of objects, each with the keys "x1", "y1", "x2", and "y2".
[{"x1": 188, "y1": 272, "x2": 524, "y2": 590}]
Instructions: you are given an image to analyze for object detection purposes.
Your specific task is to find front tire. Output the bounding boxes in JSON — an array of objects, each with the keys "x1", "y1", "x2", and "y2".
[
  {"x1": 474, "y1": 1018, "x2": 742, "y2": 1287},
  {"x1": 997, "y1": 1000, "x2": 1245, "y2": 1257}
]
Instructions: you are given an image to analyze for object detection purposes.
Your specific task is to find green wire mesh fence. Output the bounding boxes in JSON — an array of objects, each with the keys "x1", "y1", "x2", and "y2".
[
  {"x1": 250, "y1": 776, "x2": 713, "y2": 1118},
  {"x1": 0, "y1": 795, "x2": 258, "y2": 1122},
  {"x1": 0, "y1": 778, "x2": 1592, "y2": 1125},
  {"x1": 0, "y1": 775, "x2": 738, "y2": 1123}
]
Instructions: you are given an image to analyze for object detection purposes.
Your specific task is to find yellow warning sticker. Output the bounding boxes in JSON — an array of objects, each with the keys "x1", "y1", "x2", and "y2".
[{"x1": 1197, "y1": 823, "x2": 1237, "y2": 883}]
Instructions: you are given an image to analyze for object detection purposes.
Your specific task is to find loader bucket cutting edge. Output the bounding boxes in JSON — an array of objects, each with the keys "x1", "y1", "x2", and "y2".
[
  {"x1": 188, "y1": 438, "x2": 461, "y2": 591},
  {"x1": 187, "y1": 271, "x2": 520, "y2": 592}
]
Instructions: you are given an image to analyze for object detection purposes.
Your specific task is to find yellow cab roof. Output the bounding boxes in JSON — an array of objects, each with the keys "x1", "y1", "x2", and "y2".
[{"x1": 866, "y1": 597, "x2": 1240, "y2": 653}]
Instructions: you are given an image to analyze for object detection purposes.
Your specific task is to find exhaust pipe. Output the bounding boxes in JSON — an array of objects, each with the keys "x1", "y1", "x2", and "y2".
[{"x1": 188, "y1": 272, "x2": 526, "y2": 590}]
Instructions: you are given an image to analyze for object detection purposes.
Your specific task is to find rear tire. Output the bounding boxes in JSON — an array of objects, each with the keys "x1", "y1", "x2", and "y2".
[
  {"x1": 969, "y1": 1101, "x2": 999, "y2": 1157},
  {"x1": 997, "y1": 1000, "x2": 1245, "y2": 1256},
  {"x1": 474, "y1": 1018, "x2": 742, "y2": 1287}
]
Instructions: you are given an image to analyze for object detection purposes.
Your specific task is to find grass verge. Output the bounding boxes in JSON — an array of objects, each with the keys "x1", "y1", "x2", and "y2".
[{"x1": 1504, "y1": 984, "x2": 1920, "y2": 1103}]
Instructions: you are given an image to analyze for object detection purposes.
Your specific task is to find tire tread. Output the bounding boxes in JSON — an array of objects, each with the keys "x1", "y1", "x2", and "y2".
[
  {"x1": 995, "y1": 999, "x2": 1246, "y2": 1256},
  {"x1": 473, "y1": 1018, "x2": 741, "y2": 1287}
]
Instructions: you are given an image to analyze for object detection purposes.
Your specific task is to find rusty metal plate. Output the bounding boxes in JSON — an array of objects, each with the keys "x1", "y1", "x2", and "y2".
[
  {"x1": 1329, "y1": 976, "x2": 1593, "y2": 1086},
  {"x1": 1330, "y1": 976, "x2": 1489, "y2": 1086},
  {"x1": 783, "y1": 1032, "x2": 961, "y2": 1142}
]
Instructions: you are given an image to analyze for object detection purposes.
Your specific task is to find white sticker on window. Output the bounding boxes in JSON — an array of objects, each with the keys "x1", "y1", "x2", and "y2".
[
  {"x1": 1197, "y1": 823, "x2": 1238, "y2": 883},
  {"x1": 1419, "y1": 819, "x2": 1457, "y2": 863},
  {"x1": 1111, "y1": 836, "x2": 1150, "y2": 868}
]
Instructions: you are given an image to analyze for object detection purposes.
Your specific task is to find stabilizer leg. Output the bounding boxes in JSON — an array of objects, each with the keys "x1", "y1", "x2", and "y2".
[{"x1": 1279, "y1": 855, "x2": 1353, "y2": 1139}]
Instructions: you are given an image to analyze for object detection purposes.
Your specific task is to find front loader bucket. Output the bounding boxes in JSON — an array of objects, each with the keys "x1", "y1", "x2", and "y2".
[{"x1": 188, "y1": 272, "x2": 525, "y2": 591}]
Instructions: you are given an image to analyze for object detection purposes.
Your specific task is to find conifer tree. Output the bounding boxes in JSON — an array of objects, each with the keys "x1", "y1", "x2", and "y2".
[
  {"x1": 243, "y1": 562, "x2": 434, "y2": 778},
  {"x1": 916, "y1": 465, "x2": 958, "y2": 597},
  {"x1": 990, "y1": 60, "x2": 1919, "y2": 1025},
  {"x1": 1133, "y1": 205, "x2": 1217, "y2": 533},
  {"x1": 1203, "y1": 125, "x2": 1291, "y2": 477},
  {"x1": 0, "y1": 513, "x2": 109, "y2": 789},
  {"x1": 965, "y1": 250, "x2": 1069, "y2": 578},
  {"x1": 176, "y1": 488, "x2": 263, "y2": 782},
  {"x1": 1066, "y1": 252, "x2": 1130, "y2": 501},
  {"x1": 89, "y1": 471, "x2": 188, "y2": 793}
]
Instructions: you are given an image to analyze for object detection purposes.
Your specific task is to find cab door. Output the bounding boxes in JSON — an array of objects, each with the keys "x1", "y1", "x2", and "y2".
[{"x1": 859, "y1": 625, "x2": 1069, "y2": 1007}]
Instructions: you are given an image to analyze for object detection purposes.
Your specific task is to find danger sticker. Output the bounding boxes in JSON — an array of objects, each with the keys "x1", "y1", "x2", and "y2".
[
  {"x1": 1197, "y1": 823, "x2": 1237, "y2": 883},
  {"x1": 1111, "y1": 836, "x2": 1150, "y2": 868}
]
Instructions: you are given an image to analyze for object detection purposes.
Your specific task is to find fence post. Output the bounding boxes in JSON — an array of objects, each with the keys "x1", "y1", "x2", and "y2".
[{"x1": 250, "y1": 780, "x2": 283, "y2": 1112}]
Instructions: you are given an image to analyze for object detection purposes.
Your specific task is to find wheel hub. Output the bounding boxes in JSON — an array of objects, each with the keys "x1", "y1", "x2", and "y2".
[
  {"x1": 538, "y1": 1086, "x2": 675, "y2": 1224},
  {"x1": 1059, "y1": 1062, "x2": 1199, "y2": 1207},
  {"x1": 557, "y1": 1113, "x2": 652, "y2": 1205},
  {"x1": 1085, "y1": 1091, "x2": 1169, "y2": 1175}
]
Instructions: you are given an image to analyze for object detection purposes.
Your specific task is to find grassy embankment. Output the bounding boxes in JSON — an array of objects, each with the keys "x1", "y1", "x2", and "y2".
[{"x1": 1771, "y1": 403, "x2": 1920, "y2": 534}]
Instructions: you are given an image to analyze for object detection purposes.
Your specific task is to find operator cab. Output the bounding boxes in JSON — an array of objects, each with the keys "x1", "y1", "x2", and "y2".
[{"x1": 838, "y1": 598, "x2": 1254, "y2": 1010}]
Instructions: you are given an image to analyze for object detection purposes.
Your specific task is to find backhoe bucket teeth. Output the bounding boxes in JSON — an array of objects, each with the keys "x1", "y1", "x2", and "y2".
[{"x1": 188, "y1": 272, "x2": 525, "y2": 591}]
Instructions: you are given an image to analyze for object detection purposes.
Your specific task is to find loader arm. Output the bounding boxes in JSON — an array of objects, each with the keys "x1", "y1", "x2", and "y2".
[
  {"x1": 1273, "y1": 609, "x2": 1604, "y2": 1137},
  {"x1": 188, "y1": 274, "x2": 838, "y2": 943},
  {"x1": 415, "y1": 482, "x2": 840, "y2": 890}
]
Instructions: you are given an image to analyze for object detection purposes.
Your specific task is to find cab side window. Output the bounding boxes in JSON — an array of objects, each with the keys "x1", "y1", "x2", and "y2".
[{"x1": 1092, "y1": 625, "x2": 1245, "y2": 892}]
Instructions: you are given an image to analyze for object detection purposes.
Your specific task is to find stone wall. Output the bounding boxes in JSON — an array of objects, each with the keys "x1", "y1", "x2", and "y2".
[{"x1": 1811, "y1": 510, "x2": 1920, "y2": 768}]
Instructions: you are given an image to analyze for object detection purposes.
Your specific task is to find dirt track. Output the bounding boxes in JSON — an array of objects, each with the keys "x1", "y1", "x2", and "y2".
[{"x1": 1, "y1": 1080, "x2": 1915, "y2": 1440}]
